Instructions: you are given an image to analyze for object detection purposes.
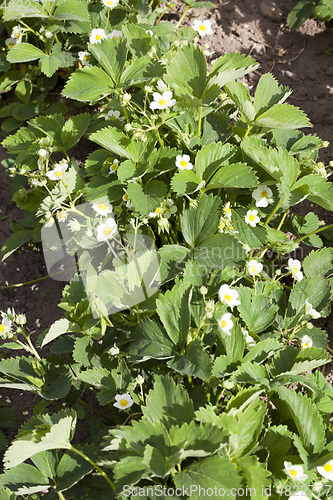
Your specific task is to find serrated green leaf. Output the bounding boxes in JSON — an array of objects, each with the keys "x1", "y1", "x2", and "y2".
[
  {"x1": 238, "y1": 456, "x2": 271, "y2": 499},
  {"x1": 180, "y1": 193, "x2": 221, "y2": 246},
  {"x1": 207, "y1": 52, "x2": 259, "y2": 89},
  {"x1": 41, "y1": 319, "x2": 81, "y2": 347},
  {"x1": 255, "y1": 103, "x2": 311, "y2": 129},
  {"x1": 156, "y1": 283, "x2": 191, "y2": 347},
  {"x1": 88, "y1": 37, "x2": 127, "y2": 84},
  {"x1": 254, "y1": 73, "x2": 292, "y2": 116},
  {"x1": 168, "y1": 339, "x2": 212, "y2": 380},
  {"x1": 6, "y1": 43, "x2": 44, "y2": 63},
  {"x1": 120, "y1": 56, "x2": 164, "y2": 87},
  {"x1": 303, "y1": 248, "x2": 333, "y2": 278},
  {"x1": 171, "y1": 169, "x2": 201, "y2": 195},
  {"x1": 1, "y1": 230, "x2": 33, "y2": 261},
  {"x1": 89, "y1": 126, "x2": 146, "y2": 162},
  {"x1": 127, "y1": 180, "x2": 167, "y2": 216},
  {"x1": 0, "y1": 463, "x2": 49, "y2": 495},
  {"x1": 194, "y1": 233, "x2": 245, "y2": 268},
  {"x1": 224, "y1": 80, "x2": 255, "y2": 123},
  {"x1": 195, "y1": 142, "x2": 235, "y2": 182},
  {"x1": 62, "y1": 66, "x2": 114, "y2": 102},
  {"x1": 207, "y1": 162, "x2": 258, "y2": 189},
  {"x1": 129, "y1": 317, "x2": 176, "y2": 359},
  {"x1": 61, "y1": 113, "x2": 90, "y2": 150},
  {"x1": 287, "y1": 0, "x2": 317, "y2": 29}
]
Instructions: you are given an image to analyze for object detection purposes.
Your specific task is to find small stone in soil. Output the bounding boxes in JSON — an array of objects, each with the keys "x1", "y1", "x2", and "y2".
[{"x1": 260, "y1": 0, "x2": 283, "y2": 22}]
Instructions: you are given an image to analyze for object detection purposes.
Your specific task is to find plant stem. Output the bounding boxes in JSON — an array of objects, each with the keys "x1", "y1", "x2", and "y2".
[
  {"x1": 105, "y1": 8, "x2": 110, "y2": 31},
  {"x1": 77, "y1": 398, "x2": 111, "y2": 421},
  {"x1": 264, "y1": 197, "x2": 284, "y2": 227},
  {"x1": 70, "y1": 446, "x2": 116, "y2": 491},
  {"x1": 176, "y1": 4, "x2": 190, "y2": 28},
  {"x1": 21, "y1": 327, "x2": 41, "y2": 360},
  {"x1": 276, "y1": 208, "x2": 289, "y2": 231},
  {"x1": 243, "y1": 124, "x2": 252, "y2": 140},
  {"x1": 0, "y1": 266, "x2": 77, "y2": 290},
  {"x1": 294, "y1": 222, "x2": 333, "y2": 243},
  {"x1": 57, "y1": 492, "x2": 66, "y2": 500},
  {"x1": 197, "y1": 106, "x2": 203, "y2": 138}
]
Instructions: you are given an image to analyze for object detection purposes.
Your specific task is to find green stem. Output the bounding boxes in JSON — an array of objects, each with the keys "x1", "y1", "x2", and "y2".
[
  {"x1": 264, "y1": 197, "x2": 284, "y2": 227},
  {"x1": 276, "y1": 208, "x2": 289, "y2": 231},
  {"x1": 243, "y1": 124, "x2": 252, "y2": 140},
  {"x1": 156, "y1": 127, "x2": 164, "y2": 147},
  {"x1": 294, "y1": 222, "x2": 333, "y2": 243},
  {"x1": 104, "y1": 8, "x2": 110, "y2": 31},
  {"x1": 197, "y1": 106, "x2": 203, "y2": 138},
  {"x1": 70, "y1": 446, "x2": 116, "y2": 491},
  {"x1": 156, "y1": 7, "x2": 168, "y2": 23},
  {"x1": 57, "y1": 492, "x2": 66, "y2": 500},
  {"x1": 176, "y1": 4, "x2": 190, "y2": 28},
  {"x1": 21, "y1": 327, "x2": 41, "y2": 360},
  {"x1": 122, "y1": 106, "x2": 130, "y2": 123},
  {"x1": 0, "y1": 266, "x2": 77, "y2": 290}
]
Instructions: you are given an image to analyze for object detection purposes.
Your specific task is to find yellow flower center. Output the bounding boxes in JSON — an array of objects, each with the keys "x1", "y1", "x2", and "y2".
[
  {"x1": 95, "y1": 34, "x2": 102, "y2": 40},
  {"x1": 261, "y1": 190, "x2": 268, "y2": 197},
  {"x1": 104, "y1": 227, "x2": 113, "y2": 236},
  {"x1": 221, "y1": 320, "x2": 227, "y2": 328},
  {"x1": 111, "y1": 163, "x2": 117, "y2": 171},
  {"x1": 249, "y1": 214, "x2": 255, "y2": 221},
  {"x1": 290, "y1": 469, "x2": 298, "y2": 477},
  {"x1": 292, "y1": 266, "x2": 298, "y2": 274},
  {"x1": 119, "y1": 398, "x2": 128, "y2": 407},
  {"x1": 180, "y1": 160, "x2": 187, "y2": 167},
  {"x1": 9, "y1": 43, "x2": 14, "y2": 48},
  {"x1": 199, "y1": 25, "x2": 207, "y2": 31},
  {"x1": 226, "y1": 207, "x2": 231, "y2": 214},
  {"x1": 98, "y1": 203, "x2": 108, "y2": 211},
  {"x1": 229, "y1": 224, "x2": 234, "y2": 230},
  {"x1": 155, "y1": 207, "x2": 163, "y2": 214},
  {"x1": 56, "y1": 171, "x2": 63, "y2": 178},
  {"x1": 0, "y1": 324, "x2": 5, "y2": 333},
  {"x1": 304, "y1": 343, "x2": 308, "y2": 347},
  {"x1": 251, "y1": 266, "x2": 256, "y2": 273},
  {"x1": 159, "y1": 99, "x2": 166, "y2": 106},
  {"x1": 123, "y1": 193, "x2": 129, "y2": 201},
  {"x1": 108, "y1": 0, "x2": 113, "y2": 3},
  {"x1": 84, "y1": 55, "x2": 89, "y2": 60},
  {"x1": 224, "y1": 294, "x2": 231, "y2": 302},
  {"x1": 324, "y1": 463, "x2": 333, "y2": 473}
]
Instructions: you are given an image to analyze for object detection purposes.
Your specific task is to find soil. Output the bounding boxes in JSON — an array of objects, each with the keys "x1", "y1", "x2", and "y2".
[{"x1": 1, "y1": 0, "x2": 333, "y2": 482}]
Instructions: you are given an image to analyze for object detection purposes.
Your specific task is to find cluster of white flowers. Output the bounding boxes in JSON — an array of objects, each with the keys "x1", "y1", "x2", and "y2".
[
  {"x1": 36, "y1": 136, "x2": 51, "y2": 171},
  {"x1": 89, "y1": 28, "x2": 123, "y2": 44},
  {"x1": 45, "y1": 159, "x2": 68, "y2": 181},
  {"x1": 5, "y1": 25, "x2": 23, "y2": 49},
  {"x1": 283, "y1": 459, "x2": 333, "y2": 494}
]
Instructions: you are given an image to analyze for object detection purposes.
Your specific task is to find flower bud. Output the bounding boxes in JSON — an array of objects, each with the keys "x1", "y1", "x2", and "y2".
[{"x1": 200, "y1": 286, "x2": 208, "y2": 295}]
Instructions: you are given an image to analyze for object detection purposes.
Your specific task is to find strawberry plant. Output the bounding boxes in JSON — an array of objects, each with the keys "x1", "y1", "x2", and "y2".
[{"x1": 1, "y1": 2, "x2": 333, "y2": 499}]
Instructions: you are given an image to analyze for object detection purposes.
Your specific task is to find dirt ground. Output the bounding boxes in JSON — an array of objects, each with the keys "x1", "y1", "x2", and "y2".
[{"x1": 1, "y1": 0, "x2": 333, "y2": 476}]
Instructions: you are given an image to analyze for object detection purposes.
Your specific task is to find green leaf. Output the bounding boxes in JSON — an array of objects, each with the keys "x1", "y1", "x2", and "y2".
[
  {"x1": 231, "y1": 209, "x2": 267, "y2": 249},
  {"x1": 127, "y1": 180, "x2": 167, "y2": 216},
  {"x1": 89, "y1": 126, "x2": 146, "y2": 162},
  {"x1": 174, "y1": 455, "x2": 242, "y2": 499},
  {"x1": 195, "y1": 142, "x2": 235, "y2": 182},
  {"x1": 158, "y1": 244, "x2": 190, "y2": 284},
  {"x1": 164, "y1": 44, "x2": 207, "y2": 98},
  {"x1": 237, "y1": 287, "x2": 278, "y2": 334},
  {"x1": 168, "y1": 339, "x2": 212, "y2": 380},
  {"x1": 224, "y1": 80, "x2": 255, "y2": 123},
  {"x1": 88, "y1": 37, "x2": 127, "y2": 84},
  {"x1": 3, "y1": 0, "x2": 48, "y2": 19},
  {"x1": 72, "y1": 336, "x2": 102, "y2": 368},
  {"x1": 212, "y1": 355, "x2": 236, "y2": 378},
  {"x1": 303, "y1": 248, "x2": 333, "y2": 278},
  {"x1": 277, "y1": 386, "x2": 325, "y2": 455},
  {"x1": 122, "y1": 24, "x2": 154, "y2": 59},
  {"x1": 1, "y1": 230, "x2": 33, "y2": 261},
  {"x1": 232, "y1": 361, "x2": 269, "y2": 386},
  {"x1": 254, "y1": 103, "x2": 311, "y2": 129},
  {"x1": 156, "y1": 283, "x2": 191, "y2": 347},
  {"x1": 61, "y1": 113, "x2": 90, "y2": 150},
  {"x1": 207, "y1": 52, "x2": 259, "y2": 89},
  {"x1": 287, "y1": 0, "x2": 317, "y2": 29},
  {"x1": 207, "y1": 162, "x2": 258, "y2": 189},
  {"x1": 238, "y1": 456, "x2": 271, "y2": 499},
  {"x1": 292, "y1": 174, "x2": 333, "y2": 210},
  {"x1": 0, "y1": 70, "x2": 24, "y2": 93},
  {"x1": 180, "y1": 193, "x2": 221, "y2": 246},
  {"x1": 30, "y1": 450, "x2": 57, "y2": 479},
  {"x1": 56, "y1": 445, "x2": 95, "y2": 492},
  {"x1": 39, "y1": 43, "x2": 63, "y2": 77},
  {"x1": 0, "y1": 463, "x2": 49, "y2": 495},
  {"x1": 261, "y1": 425, "x2": 292, "y2": 475},
  {"x1": 243, "y1": 338, "x2": 283, "y2": 364},
  {"x1": 171, "y1": 169, "x2": 201, "y2": 195},
  {"x1": 53, "y1": 0, "x2": 90, "y2": 22},
  {"x1": 4, "y1": 409, "x2": 76, "y2": 469},
  {"x1": 62, "y1": 66, "x2": 114, "y2": 102},
  {"x1": 129, "y1": 317, "x2": 176, "y2": 359},
  {"x1": 120, "y1": 56, "x2": 164, "y2": 87},
  {"x1": 254, "y1": 73, "x2": 292, "y2": 116},
  {"x1": 194, "y1": 233, "x2": 245, "y2": 268},
  {"x1": 218, "y1": 320, "x2": 245, "y2": 363},
  {"x1": 142, "y1": 375, "x2": 194, "y2": 429},
  {"x1": 288, "y1": 276, "x2": 331, "y2": 315},
  {"x1": 6, "y1": 43, "x2": 44, "y2": 63},
  {"x1": 41, "y1": 319, "x2": 81, "y2": 347}
]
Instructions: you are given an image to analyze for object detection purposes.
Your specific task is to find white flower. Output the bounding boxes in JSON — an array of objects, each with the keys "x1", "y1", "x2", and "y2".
[
  {"x1": 192, "y1": 19, "x2": 213, "y2": 37},
  {"x1": 157, "y1": 79, "x2": 169, "y2": 93},
  {"x1": 45, "y1": 160, "x2": 68, "y2": 181},
  {"x1": 304, "y1": 300, "x2": 320, "y2": 319},
  {"x1": 301, "y1": 335, "x2": 312, "y2": 349},
  {"x1": 284, "y1": 461, "x2": 308, "y2": 481},
  {"x1": 287, "y1": 258, "x2": 303, "y2": 282},
  {"x1": 219, "y1": 313, "x2": 233, "y2": 335},
  {"x1": 122, "y1": 191, "x2": 132, "y2": 208},
  {"x1": 11, "y1": 25, "x2": 22, "y2": 43},
  {"x1": 89, "y1": 28, "x2": 106, "y2": 44},
  {"x1": 78, "y1": 51, "x2": 90, "y2": 66},
  {"x1": 245, "y1": 209, "x2": 260, "y2": 228},
  {"x1": 107, "y1": 30, "x2": 123, "y2": 40},
  {"x1": 38, "y1": 149, "x2": 49, "y2": 159},
  {"x1": 163, "y1": 199, "x2": 177, "y2": 219},
  {"x1": 92, "y1": 201, "x2": 113, "y2": 215},
  {"x1": 104, "y1": 110, "x2": 125, "y2": 122},
  {"x1": 242, "y1": 328, "x2": 256, "y2": 347},
  {"x1": 121, "y1": 93, "x2": 131, "y2": 105},
  {"x1": 109, "y1": 344, "x2": 120, "y2": 355},
  {"x1": 252, "y1": 184, "x2": 273, "y2": 208},
  {"x1": 97, "y1": 217, "x2": 117, "y2": 242},
  {"x1": 225, "y1": 202, "x2": 232, "y2": 220},
  {"x1": 5, "y1": 38, "x2": 17, "y2": 49},
  {"x1": 176, "y1": 154, "x2": 193, "y2": 170},
  {"x1": 146, "y1": 29, "x2": 154, "y2": 36},
  {"x1": 317, "y1": 459, "x2": 333, "y2": 480},
  {"x1": 109, "y1": 158, "x2": 119, "y2": 173},
  {"x1": 39, "y1": 136, "x2": 51, "y2": 148},
  {"x1": 150, "y1": 91, "x2": 176, "y2": 110},
  {"x1": 218, "y1": 284, "x2": 241, "y2": 308},
  {"x1": 312, "y1": 483, "x2": 323, "y2": 492},
  {"x1": 0, "y1": 317, "x2": 11, "y2": 336},
  {"x1": 113, "y1": 393, "x2": 134, "y2": 410},
  {"x1": 57, "y1": 210, "x2": 68, "y2": 222},
  {"x1": 149, "y1": 206, "x2": 164, "y2": 218},
  {"x1": 202, "y1": 48, "x2": 215, "y2": 56},
  {"x1": 67, "y1": 219, "x2": 81, "y2": 232},
  {"x1": 247, "y1": 260, "x2": 263, "y2": 276},
  {"x1": 102, "y1": 0, "x2": 119, "y2": 7},
  {"x1": 37, "y1": 158, "x2": 43, "y2": 171}
]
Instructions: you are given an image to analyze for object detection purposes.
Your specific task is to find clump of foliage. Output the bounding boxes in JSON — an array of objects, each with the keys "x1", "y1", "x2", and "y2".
[
  {"x1": 288, "y1": 0, "x2": 333, "y2": 30},
  {"x1": 1, "y1": 0, "x2": 333, "y2": 498}
]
